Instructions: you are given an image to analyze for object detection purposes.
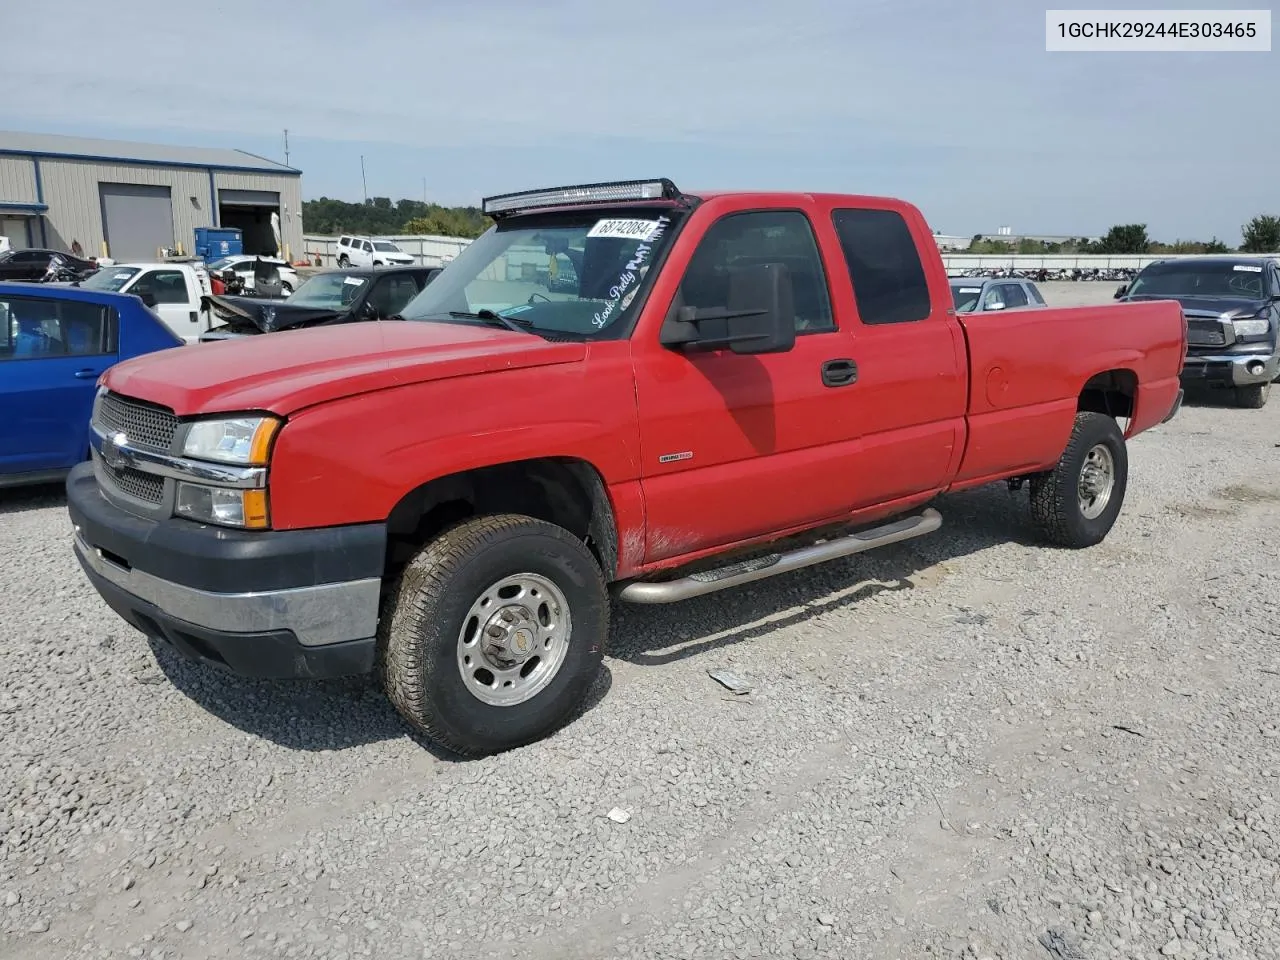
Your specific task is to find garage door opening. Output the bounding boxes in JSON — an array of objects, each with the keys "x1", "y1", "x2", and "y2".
[
  {"x1": 100, "y1": 183, "x2": 175, "y2": 262},
  {"x1": 1, "y1": 216, "x2": 32, "y2": 250},
  {"x1": 218, "y1": 190, "x2": 281, "y2": 257}
]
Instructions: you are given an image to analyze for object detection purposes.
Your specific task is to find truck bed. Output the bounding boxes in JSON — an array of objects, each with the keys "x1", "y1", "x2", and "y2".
[{"x1": 950, "y1": 300, "x2": 1186, "y2": 488}]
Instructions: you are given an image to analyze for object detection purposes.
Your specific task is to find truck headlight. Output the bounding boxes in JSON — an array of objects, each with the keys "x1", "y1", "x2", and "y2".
[
  {"x1": 183, "y1": 416, "x2": 280, "y2": 465},
  {"x1": 175, "y1": 484, "x2": 269, "y2": 529}
]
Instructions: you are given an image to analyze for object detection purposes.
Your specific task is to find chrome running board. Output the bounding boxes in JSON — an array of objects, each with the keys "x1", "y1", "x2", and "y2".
[{"x1": 616, "y1": 508, "x2": 942, "y2": 604}]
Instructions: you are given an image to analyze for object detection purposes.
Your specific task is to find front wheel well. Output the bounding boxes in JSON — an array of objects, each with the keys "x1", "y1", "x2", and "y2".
[
  {"x1": 382, "y1": 458, "x2": 619, "y2": 586},
  {"x1": 1078, "y1": 368, "x2": 1137, "y2": 422}
]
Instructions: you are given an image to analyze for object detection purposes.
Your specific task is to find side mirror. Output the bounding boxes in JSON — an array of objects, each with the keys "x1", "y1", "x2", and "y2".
[
  {"x1": 985, "y1": 300, "x2": 1005, "y2": 311},
  {"x1": 1114, "y1": 284, "x2": 1128, "y2": 299},
  {"x1": 357, "y1": 299, "x2": 378, "y2": 320},
  {"x1": 137, "y1": 291, "x2": 158, "y2": 308},
  {"x1": 659, "y1": 262, "x2": 797, "y2": 355}
]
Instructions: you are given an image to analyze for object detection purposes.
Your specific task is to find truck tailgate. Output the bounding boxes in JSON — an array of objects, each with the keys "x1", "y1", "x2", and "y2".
[{"x1": 952, "y1": 300, "x2": 1186, "y2": 485}]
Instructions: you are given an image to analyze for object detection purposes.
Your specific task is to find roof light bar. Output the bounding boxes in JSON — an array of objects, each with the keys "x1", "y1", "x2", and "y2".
[{"x1": 482, "y1": 178, "x2": 682, "y2": 217}]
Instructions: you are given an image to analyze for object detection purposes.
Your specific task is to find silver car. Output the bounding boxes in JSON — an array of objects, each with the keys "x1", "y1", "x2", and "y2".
[{"x1": 949, "y1": 277, "x2": 1048, "y2": 313}]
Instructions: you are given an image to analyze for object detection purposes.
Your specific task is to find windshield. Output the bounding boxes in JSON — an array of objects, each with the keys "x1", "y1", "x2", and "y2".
[
  {"x1": 286, "y1": 272, "x2": 369, "y2": 309},
  {"x1": 372, "y1": 241, "x2": 401, "y2": 252},
  {"x1": 206, "y1": 257, "x2": 238, "y2": 272},
  {"x1": 1127, "y1": 261, "x2": 1268, "y2": 299},
  {"x1": 398, "y1": 209, "x2": 683, "y2": 336},
  {"x1": 81, "y1": 267, "x2": 140, "y2": 292},
  {"x1": 950, "y1": 282, "x2": 984, "y2": 312}
]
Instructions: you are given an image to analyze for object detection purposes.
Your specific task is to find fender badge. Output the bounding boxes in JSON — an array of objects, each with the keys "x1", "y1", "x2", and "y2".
[{"x1": 658, "y1": 451, "x2": 693, "y2": 464}]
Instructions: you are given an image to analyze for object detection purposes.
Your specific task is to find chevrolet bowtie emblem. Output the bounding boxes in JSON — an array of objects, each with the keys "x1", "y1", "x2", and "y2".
[{"x1": 100, "y1": 431, "x2": 128, "y2": 469}]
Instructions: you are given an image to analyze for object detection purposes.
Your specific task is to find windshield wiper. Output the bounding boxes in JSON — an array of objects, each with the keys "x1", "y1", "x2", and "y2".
[{"x1": 448, "y1": 309, "x2": 535, "y2": 334}]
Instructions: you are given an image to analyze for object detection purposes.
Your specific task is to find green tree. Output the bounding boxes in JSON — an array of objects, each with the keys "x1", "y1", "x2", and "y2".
[
  {"x1": 1204, "y1": 237, "x2": 1230, "y2": 253},
  {"x1": 1088, "y1": 224, "x2": 1151, "y2": 255},
  {"x1": 1240, "y1": 215, "x2": 1280, "y2": 253},
  {"x1": 300, "y1": 197, "x2": 492, "y2": 238}
]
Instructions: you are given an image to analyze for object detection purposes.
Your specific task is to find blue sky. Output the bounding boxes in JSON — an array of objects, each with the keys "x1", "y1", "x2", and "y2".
[{"x1": 0, "y1": 0, "x2": 1274, "y2": 243}]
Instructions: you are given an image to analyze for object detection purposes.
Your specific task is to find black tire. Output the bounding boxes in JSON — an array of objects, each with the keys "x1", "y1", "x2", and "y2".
[
  {"x1": 1235, "y1": 382, "x2": 1270, "y2": 409},
  {"x1": 376, "y1": 514, "x2": 608, "y2": 757},
  {"x1": 281, "y1": 282, "x2": 293, "y2": 296},
  {"x1": 337, "y1": 255, "x2": 349, "y2": 267},
  {"x1": 1029, "y1": 411, "x2": 1128, "y2": 549}
]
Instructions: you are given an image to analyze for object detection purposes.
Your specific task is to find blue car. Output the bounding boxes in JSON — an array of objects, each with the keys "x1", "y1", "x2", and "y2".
[{"x1": 0, "y1": 282, "x2": 184, "y2": 488}]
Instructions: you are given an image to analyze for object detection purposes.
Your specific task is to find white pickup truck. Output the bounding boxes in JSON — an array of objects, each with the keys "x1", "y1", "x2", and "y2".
[{"x1": 78, "y1": 261, "x2": 214, "y2": 343}]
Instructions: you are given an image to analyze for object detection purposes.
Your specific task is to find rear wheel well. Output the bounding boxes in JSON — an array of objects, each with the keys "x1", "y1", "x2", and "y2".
[
  {"x1": 1078, "y1": 369, "x2": 1137, "y2": 421},
  {"x1": 382, "y1": 458, "x2": 619, "y2": 587}
]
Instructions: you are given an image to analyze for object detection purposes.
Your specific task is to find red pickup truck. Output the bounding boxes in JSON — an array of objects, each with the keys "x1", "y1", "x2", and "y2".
[{"x1": 66, "y1": 179, "x2": 1187, "y2": 756}]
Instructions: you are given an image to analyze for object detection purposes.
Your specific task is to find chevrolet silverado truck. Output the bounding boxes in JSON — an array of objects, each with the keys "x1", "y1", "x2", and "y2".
[{"x1": 65, "y1": 178, "x2": 1188, "y2": 757}]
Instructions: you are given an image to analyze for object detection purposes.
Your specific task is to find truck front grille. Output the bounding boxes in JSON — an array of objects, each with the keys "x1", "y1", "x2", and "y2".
[
  {"x1": 97, "y1": 391, "x2": 178, "y2": 451},
  {"x1": 98, "y1": 460, "x2": 165, "y2": 505},
  {"x1": 1186, "y1": 321, "x2": 1226, "y2": 347}
]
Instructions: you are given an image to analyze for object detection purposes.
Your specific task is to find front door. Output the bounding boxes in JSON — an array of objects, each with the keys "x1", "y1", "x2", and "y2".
[
  {"x1": 129, "y1": 268, "x2": 200, "y2": 340},
  {"x1": 0, "y1": 293, "x2": 118, "y2": 476},
  {"x1": 631, "y1": 207, "x2": 864, "y2": 563},
  {"x1": 365, "y1": 272, "x2": 426, "y2": 319}
]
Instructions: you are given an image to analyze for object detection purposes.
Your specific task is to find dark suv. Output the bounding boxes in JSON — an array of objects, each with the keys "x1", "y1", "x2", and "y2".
[
  {"x1": 1117, "y1": 256, "x2": 1280, "y2": 408},
  {"x1": 200, "y1": 265, "x2": 441, "y2": 340}
]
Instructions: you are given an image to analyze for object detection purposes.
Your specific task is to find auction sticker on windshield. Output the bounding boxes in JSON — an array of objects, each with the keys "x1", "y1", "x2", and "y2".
[
  {"x1": 587, "y1": 219, "x2": 664, "y2": 241},
  {"x1": 1233, "y1": 264, "x2": 1263, "y2": 271}
]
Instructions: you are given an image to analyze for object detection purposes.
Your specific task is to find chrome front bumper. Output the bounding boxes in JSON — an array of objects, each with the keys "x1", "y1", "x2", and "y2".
[
  {"x1": 1182, "y1": 351, "x2": 1279, "y2": 387},
  {"x1": 72, "y1": 529, "x2": 380, "y2": 648}
]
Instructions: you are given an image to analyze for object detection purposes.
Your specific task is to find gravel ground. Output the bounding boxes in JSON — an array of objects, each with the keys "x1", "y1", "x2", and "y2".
[{"x1": 3, "y1": 281, "x2": 1279, "y2": 960}]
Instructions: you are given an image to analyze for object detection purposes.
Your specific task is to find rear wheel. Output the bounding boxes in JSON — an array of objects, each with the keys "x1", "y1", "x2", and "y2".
[
  {"x1": 377, "y1": 514, "x2": 608, "y2": 757},
  {"x1": 281, "y1": 282, "x2": 293, "y2": 296},
  {"x1": 337, "y1": 254, "x2": 349, "y2": 267},
  {"x1": 1235, "y1": 382, "x2": 1270, "y2": 409},
  {"x1": 1029, "y1": 411, "x2": 1128, "y2": 548}
]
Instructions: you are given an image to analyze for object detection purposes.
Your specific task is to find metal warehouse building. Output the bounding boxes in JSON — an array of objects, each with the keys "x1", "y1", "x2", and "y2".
[{"x1": 0, "y1": 130, "x2": 303, "y2": 262}]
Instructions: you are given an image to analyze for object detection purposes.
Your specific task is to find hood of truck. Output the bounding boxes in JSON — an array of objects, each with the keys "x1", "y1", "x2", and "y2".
[
  {"x1": 102, "y1": 320, "x2": 588, "y2": 416},
  {"x1": 1122, "y1": 293, "x2": 1269, "y2": 319}
]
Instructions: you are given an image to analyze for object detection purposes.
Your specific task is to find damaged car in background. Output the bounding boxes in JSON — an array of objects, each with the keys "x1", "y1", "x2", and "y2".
[{"x1": 199, "y1": 265, "x2": 441, "y2": 341}]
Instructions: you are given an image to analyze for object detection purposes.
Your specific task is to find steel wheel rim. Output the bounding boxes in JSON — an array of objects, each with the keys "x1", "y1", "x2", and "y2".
[
  {"x1": 456, "y1": 573, "x2": 572, "y2": 707},
  {"x1": 1077, "y1": 442, "x2": 1115, "y2": 520}
]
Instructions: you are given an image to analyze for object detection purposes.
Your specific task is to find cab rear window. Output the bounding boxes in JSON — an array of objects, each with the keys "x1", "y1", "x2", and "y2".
[{"x1": 831, "y1": 208, "x2": 931, "y2": 325}]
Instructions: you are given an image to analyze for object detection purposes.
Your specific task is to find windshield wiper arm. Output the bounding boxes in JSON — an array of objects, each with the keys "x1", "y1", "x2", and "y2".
[{"x1": 448, "y1": 309, "x2": 535, "y2": 334}]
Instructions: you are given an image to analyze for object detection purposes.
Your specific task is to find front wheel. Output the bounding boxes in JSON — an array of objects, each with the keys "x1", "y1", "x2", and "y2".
[
  {"x1": 337, "y1": 255, "x2": 349, "y2": 267},
  {"x1": 377, "y1": 514, "x2": 608, "y2": 757},
  {"x1": 1029, "y1": 411, "x2": 1128, "y2": 548},
  {"x1": 1235, "y1": 382, "x2": 1270, "y2": 409}
]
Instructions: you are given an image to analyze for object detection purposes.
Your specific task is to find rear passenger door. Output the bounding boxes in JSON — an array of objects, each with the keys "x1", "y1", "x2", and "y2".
[{"x1": 823, "y1": 204, "x2": 968, "y2": 511}]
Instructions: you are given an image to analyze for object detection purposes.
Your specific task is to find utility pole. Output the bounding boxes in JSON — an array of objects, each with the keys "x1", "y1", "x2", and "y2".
[
  {"x1": 360, "y1": 155, "x2": 368, "y2": 204},
  {"x1": 283, "y1": 129, "x2": 290, "y2": 167},
  {"x1": 422, "y1": 177, "x2": 427, "y2": 207}
]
